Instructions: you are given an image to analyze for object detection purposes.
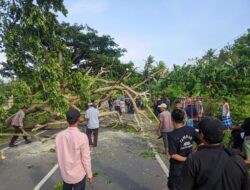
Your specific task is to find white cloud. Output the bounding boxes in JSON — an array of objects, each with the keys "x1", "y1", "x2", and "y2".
[{"x1": 67, "y1": 0, "x2": 109, "y2": 16}]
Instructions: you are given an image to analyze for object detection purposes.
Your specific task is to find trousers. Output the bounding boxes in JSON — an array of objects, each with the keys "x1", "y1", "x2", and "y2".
[
  {"x1": 63, "y1": 177, "x2": 86, "y2": 190},
  {"x1": 10, "y1": 125, "x2": 28, "y2": 144},
  {"x1": 86, "y1": 128, "x2": 99, "y2": 147}
]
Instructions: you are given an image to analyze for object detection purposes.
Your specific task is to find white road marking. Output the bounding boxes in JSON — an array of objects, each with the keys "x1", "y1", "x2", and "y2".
[
  {"x1": 33, "y1": 130, "x2": 62, "y2": 190},
  {"x1": 33, "y1": 164, "x2": 59, "y2": 190},
  {"x1": 1, "y1": 130, "x2": 47, "y2": 151},
  {"x1": 140, "y1": 124, "x2": 169, "y2": 177},
  {"x1": 147, "y1": 141, "x2": 169, "y2": 177}
]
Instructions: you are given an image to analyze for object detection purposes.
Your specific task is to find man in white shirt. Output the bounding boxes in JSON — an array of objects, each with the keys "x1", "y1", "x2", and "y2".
[{"x1": 85, "y1": 103, "x2": 100, "y2": 147}]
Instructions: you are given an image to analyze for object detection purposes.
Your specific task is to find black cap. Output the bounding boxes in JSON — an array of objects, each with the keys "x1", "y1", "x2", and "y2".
[
  {"x1": 66, "y1": 107, "x2": 80, "y2": 125},
  {"x1": 198, "y1": 117, "x2": 224, "y2": 144}
]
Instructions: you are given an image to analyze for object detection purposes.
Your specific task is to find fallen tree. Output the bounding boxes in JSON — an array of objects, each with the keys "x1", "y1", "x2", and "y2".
[{"x1": 1, "y1": 67, "x2": 160, "y2": 148}]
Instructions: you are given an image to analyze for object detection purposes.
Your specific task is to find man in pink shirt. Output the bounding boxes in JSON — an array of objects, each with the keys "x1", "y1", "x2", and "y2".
[{"x1": 56, "y1": 107, "x2": 93, "y2": 190}]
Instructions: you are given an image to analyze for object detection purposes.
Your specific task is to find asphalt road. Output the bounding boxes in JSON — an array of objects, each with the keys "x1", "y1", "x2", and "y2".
[{"x1": 0, "y1": 128, "x2": 168, "y2": 190}]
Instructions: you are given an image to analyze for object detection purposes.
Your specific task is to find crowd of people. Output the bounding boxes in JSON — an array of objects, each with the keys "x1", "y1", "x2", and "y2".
[
  {"x1": 153, "y1": 96, "x2": 204, "y2": 127},
  {"x1": 106, "y1": 96, "x2": 143, "y2": 114},
  {"x1": 156, "y1": 96, "x2": 250, "y2": 190},
  {"x1": 8, "y1": 96, "x2": 250, "y2": 190}
]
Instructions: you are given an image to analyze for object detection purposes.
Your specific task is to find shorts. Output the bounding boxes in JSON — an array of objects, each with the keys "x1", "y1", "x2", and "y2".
[
  {"x1": 161, "y1": 132, "x2": 168, "y2": 148},
  {"x1": 243, "y1": 137, "x2": 250, "y2": 159}
]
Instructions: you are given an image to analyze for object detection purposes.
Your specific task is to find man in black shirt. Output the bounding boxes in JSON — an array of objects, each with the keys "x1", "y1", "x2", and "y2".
[
  {"x1": 231, "y1": 117, "x2": 250, "y2": 160},
  {"x1": 179, "y1": 117, "x2": 250, "y2": 190},
  {"x1": 242, "y1": 117, "x2": 250, "y2": 164},
  {"x1": 167, "y1": 109, "x2": 201, "y2": 190},
  {"x1": 242, "y1": 117, "x2": 250, "y2": 137}
]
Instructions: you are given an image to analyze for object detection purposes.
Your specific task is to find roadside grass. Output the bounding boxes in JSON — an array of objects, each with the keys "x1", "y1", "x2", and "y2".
[
  {"x1": 106, "y1": 179, "x2": 113, "y2": 184},
  {"x1": 140, "y1": 151, "x2": 156, "y2": 160},
  {"x1": 54, "y1": 181, "x2": 63, "y2": 190},
  {"x1": 50, "y1": 161, "x2": 57, "y2": 167},
  {"x1": 93, "y1": 171, "x2": 101, "y2": 178}
]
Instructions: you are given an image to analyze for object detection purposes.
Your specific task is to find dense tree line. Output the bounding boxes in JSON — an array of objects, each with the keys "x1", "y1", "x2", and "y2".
[
  {"x1": 150, "y1": 30, "x2": 250, "y2": 121},
  {"x1": 0, "y1": 0, "x2": 249, "y2": 123}
]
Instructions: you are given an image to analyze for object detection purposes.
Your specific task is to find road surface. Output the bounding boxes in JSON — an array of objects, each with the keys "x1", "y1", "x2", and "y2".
[{"x1": 0, "y1": 128, "x2": 169, "y2": 190}]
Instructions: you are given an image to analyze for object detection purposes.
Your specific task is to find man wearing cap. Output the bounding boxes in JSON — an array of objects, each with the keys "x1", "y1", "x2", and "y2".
[
  {"x1": 55, "y1": 107, "x2": 93, "y2": 190},
  {"x1": 85, "y1": 102, "x2": 100, "y2": 147},
  {"x1": 179, "y1": 117, "x2": 249, "y2": 190},
  {"x1": 157, "y1": 103, "x2": 173, "y2": 154}
]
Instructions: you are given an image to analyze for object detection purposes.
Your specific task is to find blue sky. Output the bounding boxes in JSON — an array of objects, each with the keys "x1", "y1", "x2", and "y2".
[
  {"x1": 57, "y1": 0, "x2": 250, "y2": 69},
  {"x1": 0, "y1": 0, "x2": 249, "y2": 70}
]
